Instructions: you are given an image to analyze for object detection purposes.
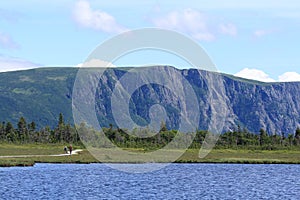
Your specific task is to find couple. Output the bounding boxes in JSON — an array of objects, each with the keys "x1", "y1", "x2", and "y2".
[{"x1": 64, "y1": 145, "x2": 73, "y2": 155}]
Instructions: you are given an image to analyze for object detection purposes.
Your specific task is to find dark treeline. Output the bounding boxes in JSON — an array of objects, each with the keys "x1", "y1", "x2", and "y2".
[
  {"x1": 98, "y1": 123, "x2": 300, "y2": 150},
  {"x1": 1, "y1": 115, "x2": 300, "y2": 150},
  {"x1": 0, "y1": 113, "x2": 80, "y2": 144}
]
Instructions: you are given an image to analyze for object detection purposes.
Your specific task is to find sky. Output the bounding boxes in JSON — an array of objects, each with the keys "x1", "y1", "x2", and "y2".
[{"x1": 0, "y1": 0, "x2": 300, "y2": 82}]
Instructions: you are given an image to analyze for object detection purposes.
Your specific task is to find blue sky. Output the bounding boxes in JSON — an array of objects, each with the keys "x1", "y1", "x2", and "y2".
[{"x1": 0, "y1": 0, "x2": 300, "y2": 82}]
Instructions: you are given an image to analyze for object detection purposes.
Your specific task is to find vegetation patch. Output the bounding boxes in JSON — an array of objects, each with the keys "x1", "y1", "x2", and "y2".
[{"x1": 0, "y1": 113, "x2": 300, "y2": 166}]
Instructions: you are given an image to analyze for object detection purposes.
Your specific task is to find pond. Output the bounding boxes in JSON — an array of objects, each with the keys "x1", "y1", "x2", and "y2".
[{"x1": 0, "y1": 163, "x2": 299, "y2": 199}]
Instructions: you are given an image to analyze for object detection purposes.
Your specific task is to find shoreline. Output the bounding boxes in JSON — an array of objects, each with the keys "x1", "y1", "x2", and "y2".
[
  {"x1": 2, "y1": 157, "x2": 300, "y2": 168},
  {"x1": 2, "y1": 160, "x2": 300, "y2": 168}
]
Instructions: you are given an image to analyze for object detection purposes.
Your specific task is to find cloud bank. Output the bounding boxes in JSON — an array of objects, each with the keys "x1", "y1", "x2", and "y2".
[
  {"x1": 235, "y1": 68, "x2": 300, "y2": 82},
  {"x1": 278, "y1": 72, "x2": 300, "y2": 82}
]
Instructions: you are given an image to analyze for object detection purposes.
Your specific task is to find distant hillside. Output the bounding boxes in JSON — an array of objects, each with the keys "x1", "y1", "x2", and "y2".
[
  {"x1": 0, "y1": 66, "x2": 299, "y2": 135},
  {"x1": 0, "y1": 68, "x2": 76, "y2": 127}
]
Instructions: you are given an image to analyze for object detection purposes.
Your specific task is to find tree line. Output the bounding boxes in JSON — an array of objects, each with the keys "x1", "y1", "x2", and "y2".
[
  {"x1": 0, "y1": 113, "x2": 80, "y2": 144},
  {"x1": 1, "y1": 115, "x2": 300, "y2": 150},
  {"x1": 98, "y1": 123, "x2": 300, "y2": 150}
]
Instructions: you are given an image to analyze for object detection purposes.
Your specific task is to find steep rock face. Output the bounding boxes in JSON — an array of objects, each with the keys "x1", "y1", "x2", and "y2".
[
  {"x1": 222, "y1": 76, "x2": 300, "y2": 134},
  {"x1": 0, "y1": 66, "x2": 299, "y2": 135}
]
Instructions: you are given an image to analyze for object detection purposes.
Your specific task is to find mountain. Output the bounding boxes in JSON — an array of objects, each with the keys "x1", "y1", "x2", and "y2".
[{"x1": 0, "y1": 66, "x2": 299, "y2": 135}]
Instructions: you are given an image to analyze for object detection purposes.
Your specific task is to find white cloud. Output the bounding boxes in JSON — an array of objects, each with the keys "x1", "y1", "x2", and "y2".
[
  {"x1": 0, "y1": 32, "x2": 19, "y2": 49},
  {"x1": 73, "y1": 0, "x2": 128, "y2": 34},
  {"x1": 253, "y1": 29, "x2": 274, "y2": 38},
  {"x1": 0, "y1": 55, "x2": 40, "y2": 72},
  {"x1": 151, "y1": 8, "x2": 215, "y2": 41},
  {"x1": 278, "y1": 72, "x2": 300, "y2": 82},
  {"x1": 234, "y1": 68, "x2": 275, "y2": 82},
  {"x1": 76, "y1": 59, "x2": 116, "y2": 68},
  {"x1": 151, "y1": 8, "x2": 238, "y2": 41},
  {"x1": 219, "y1": 23, "x2": 237, "y2": 36},
  {"x1": 235, "y1": 68, "x2": 300, "y2": 82}
]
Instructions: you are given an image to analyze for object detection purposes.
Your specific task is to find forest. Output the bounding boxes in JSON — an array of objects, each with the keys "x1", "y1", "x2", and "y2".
[{"x1": 1, "y1": 113, "x2": 300, "y2": 151}]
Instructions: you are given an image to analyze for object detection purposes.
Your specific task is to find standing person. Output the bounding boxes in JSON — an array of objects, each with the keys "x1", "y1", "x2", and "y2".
[
  {"x1": 64, "y1": 146, "x2": 68, "y2": 154},
  {"x1": 69, "y1": 144, "x2": 73, "y2": 155}
]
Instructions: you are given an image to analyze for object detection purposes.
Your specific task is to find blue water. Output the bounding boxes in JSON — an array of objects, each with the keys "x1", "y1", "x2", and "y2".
[{"x1": 0, "y1": 163, "x2": 299, "y2": 199}]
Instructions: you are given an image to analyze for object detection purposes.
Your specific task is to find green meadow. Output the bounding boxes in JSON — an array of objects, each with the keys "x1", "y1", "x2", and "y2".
[{"x1": 1, "y1": 144, "x2": 300, "y2": 167}]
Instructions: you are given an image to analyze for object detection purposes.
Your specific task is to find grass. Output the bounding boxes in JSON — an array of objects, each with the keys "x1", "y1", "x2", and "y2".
[
  {"x1": 178, "y1": 149, "x2": 300, "y2": 164},
  {"x1": 0, "y1": 143, "x2": 97, "y2": 167},
  {"x1": 0, "y1": 143, "x2": 64, "y2": 156},
  {"x1": 0, "y1": 144, "x2": 300, "y2": 167}
]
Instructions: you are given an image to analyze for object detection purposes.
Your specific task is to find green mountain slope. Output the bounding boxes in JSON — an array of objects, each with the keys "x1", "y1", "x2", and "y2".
[
  {"x1": 0, "y1": 68, "x2": 76, "y2": 127},
  {"x1": 0, "y1": 66, "x2": 299, "y2": 135}
]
